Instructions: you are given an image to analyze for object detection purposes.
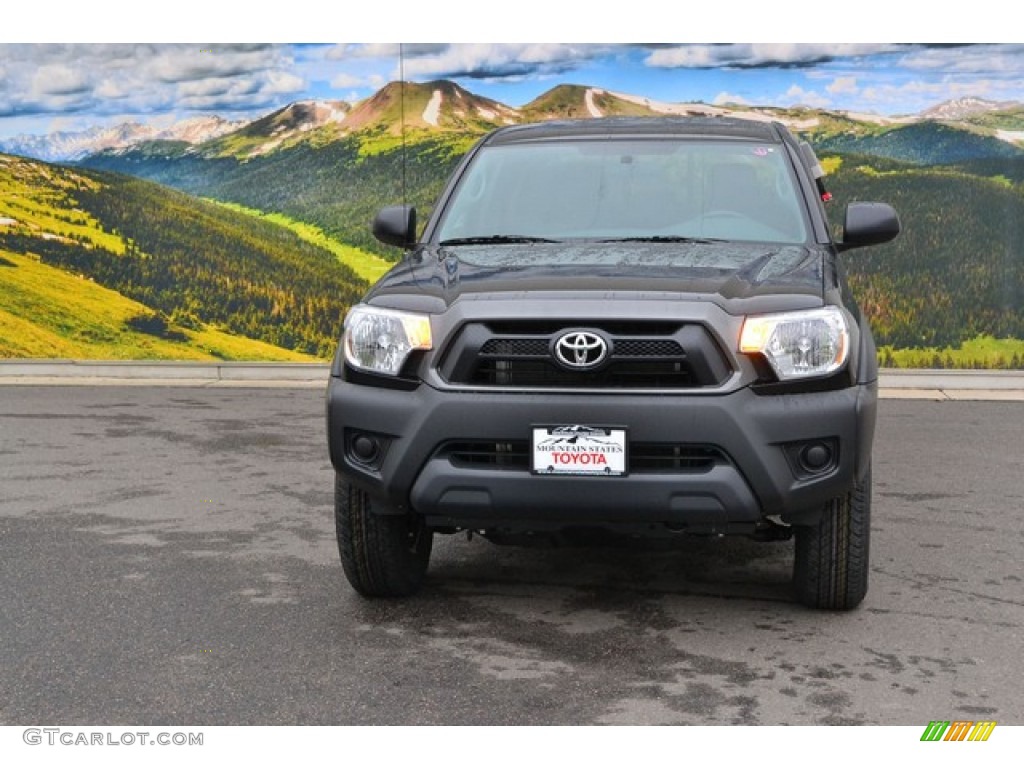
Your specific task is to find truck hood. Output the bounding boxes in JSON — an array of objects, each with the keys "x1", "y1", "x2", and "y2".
[{"x1": 366, "y1": 242, "x2": 826, "y2": 315}]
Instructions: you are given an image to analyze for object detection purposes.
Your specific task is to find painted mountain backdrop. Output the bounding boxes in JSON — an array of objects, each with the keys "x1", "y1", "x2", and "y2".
[
  {"x1": 3, "y1": 79, "x2": 1024, "y2": 365},
  {"x1": 7, "y1": 84, "x2": 1024, "y2": 164}
]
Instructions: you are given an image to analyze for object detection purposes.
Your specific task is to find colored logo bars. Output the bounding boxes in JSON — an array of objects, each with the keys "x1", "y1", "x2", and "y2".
[{"x1": 920, "y1": 721, "x2": 997, "y2": 742}]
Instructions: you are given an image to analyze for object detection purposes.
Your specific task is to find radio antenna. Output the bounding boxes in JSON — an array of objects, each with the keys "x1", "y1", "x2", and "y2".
[{"x1": 399, "y1": 43, "x2": 407, "y2": 212}]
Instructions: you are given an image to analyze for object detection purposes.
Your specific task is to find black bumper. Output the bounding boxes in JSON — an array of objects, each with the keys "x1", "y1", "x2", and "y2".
[{"x1": 327, "y1": 378, "x2": 877, "y2": 534}]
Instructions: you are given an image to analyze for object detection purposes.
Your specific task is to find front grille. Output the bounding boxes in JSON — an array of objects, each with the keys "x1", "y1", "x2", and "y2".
[
  {"x1": 438, "y1": 441, "x2": 727, "y2": 473},
  {"x1": 629, "y1": 444, "x2": 725, "y2": 472},
  {"x1": 444, "y1": 441, "x2": 530, "y2": 470},
  {"x1": 613, "y1": 340, "x2": 684, "y2": 357},
  {"x1": 480, "y1": 338, "x2": 549, "y2": 356},
  {"x1": 478, "y1": 338, "x2": 685, "y2": 359},
  {"x1": 439, "y1": 321, "x2": 731, "y2": 390},
  {"x1": 473, "y1": 360, "x2": 694, "y2": 388}
]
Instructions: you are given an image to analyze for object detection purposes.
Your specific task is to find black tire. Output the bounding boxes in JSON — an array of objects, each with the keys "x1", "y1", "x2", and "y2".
[
  {"x1": 335, "y1": 474, "x2": 432, "y2": 598},
  {"x1": 793, "y1": 465, "x2": 871, "y2": 610}
]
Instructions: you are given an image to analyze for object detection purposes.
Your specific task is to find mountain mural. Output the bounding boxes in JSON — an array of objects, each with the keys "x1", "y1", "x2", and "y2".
[
  {"x1": 7, "y1": 80, "x2": 1024, "y2": 165},
  {"x1": 3, "y1": 78, "x2": 1024, "y2": 364}
]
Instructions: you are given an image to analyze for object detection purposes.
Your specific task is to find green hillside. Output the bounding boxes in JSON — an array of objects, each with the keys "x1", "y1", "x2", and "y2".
[
  {"x1": 962, "y1": 107, "x2": 1024, "y2": 132},
  {"x1": 520, "y1": 84, "x2": 658, "y2": 121},
  {"x1": 0, "y1": 153, "x2": 367, "y2": 358},
  {"x1": 0, "y1": 249, "x2": 314, "y2": 360},
  {"x1": 211, "y1": 201, "x2": 392, "y2": 284},
  {"x1": 811, "y1": 121, "x2": 1023, "y2": 165},
  {"x1": 823, "y1": 156, "x2": 1024, "y2": 348},
  {"x1": 86, "y1": 133, "x2": 470, "y2": 256},
  {"x1": 950, "y1": 155, "x2": 1024, "y2": 184}
]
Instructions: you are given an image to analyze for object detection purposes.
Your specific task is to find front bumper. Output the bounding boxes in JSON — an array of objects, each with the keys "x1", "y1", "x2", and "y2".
[{"x1": 327, "y1": 376, "x2": 877, "y2": 534}]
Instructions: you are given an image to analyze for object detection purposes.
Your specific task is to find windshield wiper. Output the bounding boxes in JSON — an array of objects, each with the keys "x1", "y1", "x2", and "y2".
[
  {"x1": 597, "y1": 235, "x2": 725, "y2": 244},
  {"x1": 438, "y1": 235, "x2": 561, "y2": 246}
]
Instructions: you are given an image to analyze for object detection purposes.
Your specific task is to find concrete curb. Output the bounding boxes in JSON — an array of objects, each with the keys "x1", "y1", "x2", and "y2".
[
  {"x1": 1, "y1": 361, "x2": 1023, "y2": 399},
  {"x1": 874, "y1": 370, "x2": 1024, "y2": 401},
  {"x1": 877, "y1": 369, "x2": 1024, "y2": 390},
  {"x1": 0, "y1": 360, "x2": 328, "y2": 386}
]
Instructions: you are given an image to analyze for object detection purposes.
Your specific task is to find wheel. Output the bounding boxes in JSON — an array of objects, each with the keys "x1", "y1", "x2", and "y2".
[
  {"x1": 334, "y1": 474, "x2": 432, "y2": 598},
  {"x1": 792, "y1": 465, "x2": 871, "y2": 610}
]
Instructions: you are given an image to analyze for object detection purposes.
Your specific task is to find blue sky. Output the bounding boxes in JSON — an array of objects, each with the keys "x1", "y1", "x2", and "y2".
[{"x1": 3, "y1": 43, "x2": 1024, "y2": 139}]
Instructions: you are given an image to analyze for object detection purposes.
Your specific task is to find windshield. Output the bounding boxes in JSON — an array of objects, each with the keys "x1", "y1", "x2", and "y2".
[{"x1": 436, "y1": 138, "x2": 809, "y2": 245}]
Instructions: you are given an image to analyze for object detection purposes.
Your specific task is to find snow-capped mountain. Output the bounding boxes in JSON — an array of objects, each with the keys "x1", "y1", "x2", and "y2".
[
  {"x1": 1, "y1": 124, "x2": 153, "y2": 162},
  {"x1": 157, "y1": 115, "x2": 247, "y2": 144},
  {"x1": 238, "y1": 100, "x2": 351, "y2": 137},
  {"x1": 919, "y1": 97, "x2": 1019, "y2": 121},
  {"x1": 340, "y1": 81, "x2": 516, "y2": 134},
  {"x1": 0, "y1": 115, "x2": 247, "y2": 162}
]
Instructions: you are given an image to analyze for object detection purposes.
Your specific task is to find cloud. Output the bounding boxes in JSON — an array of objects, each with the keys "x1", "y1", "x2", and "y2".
[
  {"x1": 0, "y1": 43, "x2": 304, "y2": 120},
  {"x1": 144, "y1": 45, "x2": 286, "y2": 84},
  {"x1": 826, "y1": 77, "x2": 859, "y2": 96},
  {"x1": 898, "y1": 44, "x2": 1024, "y2": 75},
  {"x1": 645, "y1": 43, "x2": 908, "y2": 70},
  {"x1": 330, "y1": 73, "x2": 365, "y2": 89},
  {"x1": 329, "y1": 74, "x2": 385, "y2": 95},
  {"x1": 174, "y1": 71, "x2": 305, "y2": 112},
  {"x1": 325, "y1": 43, "x2": 447, "y2": 61},
  {"x1": 401, "y1": 43, "x2": 608, "y2": 80},
  {"x1": 712, "y1": 91, "x2": 749, "y2": 106},
  {"x1": 645, "y1": 46, "x2": 724, "y2": 69},
  {"x1": 328, "y1": 43, "x2": 609, "y2": 81},
  {"x1": 95, "y1": 79, "x2": 131, "y2": 100},
  {"x1": 263, "y1": 71, "x2": 305, "y2": 94},
  {"x1": 32, "y1": 64, "x2": 91, "y2": 97},
  {"x1": 857, "y1": 78, "x2": 1009, "y2": 111},
  {"x1": 329, "y1": 71, "x2": 384, "y2": 90},
  {"x1": 780, "y1": 85, "x2": 830, "y2": 108},
  {"x1": 176, "y1": 77, "x2": 242, "y2": 99}
]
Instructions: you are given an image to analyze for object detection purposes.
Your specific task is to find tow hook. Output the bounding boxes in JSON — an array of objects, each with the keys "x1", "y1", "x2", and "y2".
[{"x1": 752, "y1": 518, "x2": 793, "y2": 541}]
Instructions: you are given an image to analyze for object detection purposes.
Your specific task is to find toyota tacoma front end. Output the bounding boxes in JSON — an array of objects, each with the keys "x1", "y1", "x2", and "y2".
[{"x1": 326, "y1": 117, "x2": 899, "y2": 609}]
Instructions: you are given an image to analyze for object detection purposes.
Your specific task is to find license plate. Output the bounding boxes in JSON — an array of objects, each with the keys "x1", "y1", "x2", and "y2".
[{"x1": 531, "y1": 425, "x2": 627, "y2": 476}]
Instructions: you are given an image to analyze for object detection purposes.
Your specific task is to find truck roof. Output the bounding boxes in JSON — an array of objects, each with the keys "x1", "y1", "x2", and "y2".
[{"x1": 486, "y1": 116, "x2": 783, "y2": 145}]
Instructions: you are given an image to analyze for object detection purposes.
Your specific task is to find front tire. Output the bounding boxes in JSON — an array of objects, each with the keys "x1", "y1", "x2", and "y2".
[
  {"x1": 793, "y1": 466, "x2": 871, "y2": 610},
  {"x1": 335, "y1": 475, "x2": 432, "y2": 598}
]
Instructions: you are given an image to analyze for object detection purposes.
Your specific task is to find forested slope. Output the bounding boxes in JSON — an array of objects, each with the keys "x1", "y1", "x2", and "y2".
[{"x1": 0, "y1": 154, "x2": 368, "y2": 357}]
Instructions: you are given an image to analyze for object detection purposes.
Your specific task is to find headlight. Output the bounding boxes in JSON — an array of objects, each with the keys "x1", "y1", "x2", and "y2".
[
  {"x1": 343, "y1": 305, "x2": 432, "y2": 376},
  {"x1": 739, "y1": 307, "x2": 849, "y2": 380}
]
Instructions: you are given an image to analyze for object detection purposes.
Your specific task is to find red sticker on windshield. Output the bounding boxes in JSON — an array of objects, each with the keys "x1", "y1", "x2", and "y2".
[{"x1": 753, "y1": 147, "x2": 773, "y2": 157}]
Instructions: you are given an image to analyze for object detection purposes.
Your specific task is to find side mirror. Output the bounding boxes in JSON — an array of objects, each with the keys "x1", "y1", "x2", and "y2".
[
  {"x1": 372, "y1": 205, "x2": 417, "y2": 249},
  {"x1": 840, "y1": 202, "x2": 900, "y2": 251}
]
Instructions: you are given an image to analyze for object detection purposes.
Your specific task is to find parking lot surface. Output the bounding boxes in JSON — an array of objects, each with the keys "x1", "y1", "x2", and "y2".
[{"x1": 2, "y1": 387, "x2": 1021, "y2": 724}]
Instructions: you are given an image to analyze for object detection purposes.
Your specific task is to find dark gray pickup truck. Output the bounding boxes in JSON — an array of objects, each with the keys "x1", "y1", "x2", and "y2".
[{"x1": 326, "y1": 117, "x2": 899, "y2": 609}]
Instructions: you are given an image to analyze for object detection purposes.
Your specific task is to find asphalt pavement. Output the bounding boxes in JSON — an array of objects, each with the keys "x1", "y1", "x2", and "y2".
[{"x1": 1, "y1": 386, "x2": 1022, "y2": 724}]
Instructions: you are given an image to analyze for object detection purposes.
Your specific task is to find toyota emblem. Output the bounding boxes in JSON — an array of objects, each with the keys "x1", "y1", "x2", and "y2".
[{"x1": 554, "y1": 331, "x2": 608, "y2": 370}]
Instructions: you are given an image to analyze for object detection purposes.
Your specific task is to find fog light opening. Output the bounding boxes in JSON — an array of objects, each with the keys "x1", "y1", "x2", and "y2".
[
  {"x1": 351, "y1": 434, "x2": 381, "y2": 465},
  {"x1": 799, "y1": 442, "x2": 833, "y2": 473}
]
